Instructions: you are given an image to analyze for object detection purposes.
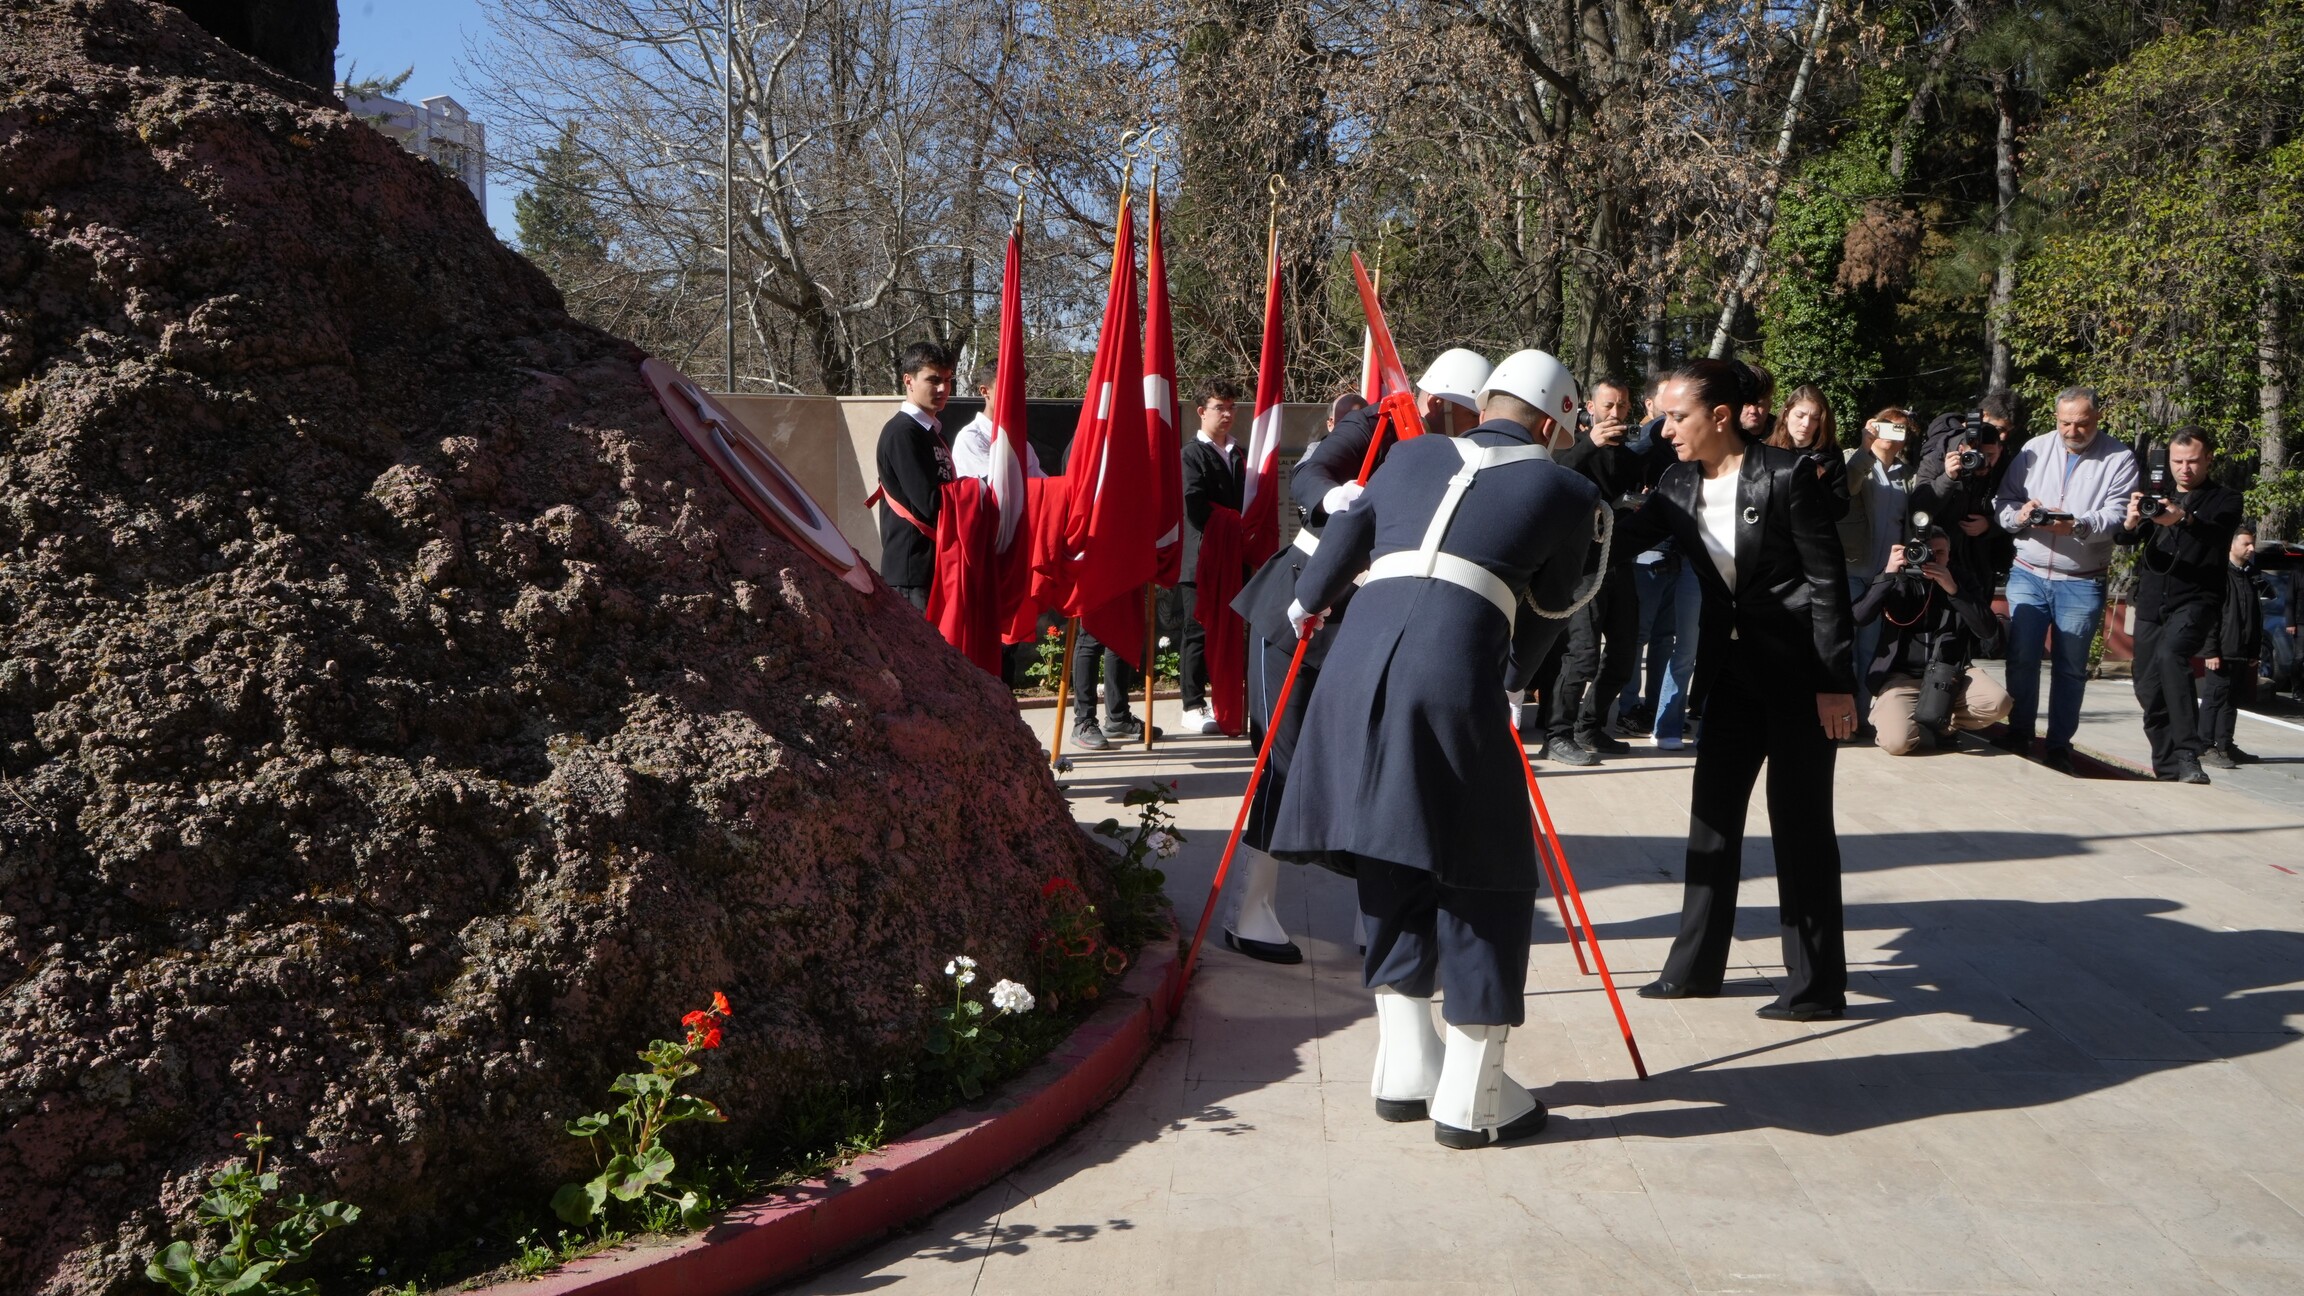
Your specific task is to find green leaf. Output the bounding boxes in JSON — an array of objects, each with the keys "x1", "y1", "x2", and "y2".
[
  {"x1": 552, "y1": 1179, "x2": 605, "y2": 1226},
  {"x1": 610, "y1": 1071, "x2": 671, "y2": 1099},
  {"x1": 217, "y1": 1260, "x2": 278, "y2": 1294},
  {"x1": 659, "y1": 1093, "x2": 726, "y2": 1125},
  {"x1": 564, "y1": 1112, "x2": 613, "y2": 1138},
  {"x1": 676, "y1": 1190, "x2": 711, "y2": 1231},
  {"x1": 146, "y1": 1241, "x2": 198, "y2": 1293},
  {"x1": 604, "y1": 1145, "x2": 675, "y2": 1200},
  {"x1": 1092, "y1": 818, "x2": 1123, "y2": 837},
  {"x1": 922, "y1": 1033, "x2": 951, "y2": 1055}
]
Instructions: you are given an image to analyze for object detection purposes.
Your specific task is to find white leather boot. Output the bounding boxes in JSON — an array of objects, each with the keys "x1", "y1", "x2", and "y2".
[
  {"x1": 1429, "y1": 1022, "x2": 1547, "y2": 1148},
  {"x1": 1223, "y1": 849, "x2": 1303, "y2": 965},
  {"x1": 1369, "y1": 987, "x2": 1445, "y2": 1122}
]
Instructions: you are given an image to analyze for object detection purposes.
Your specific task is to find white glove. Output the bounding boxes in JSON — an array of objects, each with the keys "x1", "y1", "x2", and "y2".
[
  {"x1": 1287, "y1": 599, "x2": 1326, "y2": 640},
  {"x1": 1322, "y1": 482, "x2": 1365, "y2": 516}
]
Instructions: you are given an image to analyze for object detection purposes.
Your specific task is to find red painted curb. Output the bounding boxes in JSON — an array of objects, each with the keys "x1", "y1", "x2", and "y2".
[{"x1": 476, "y1": 930, "x2": 1183, "y2": 1296}]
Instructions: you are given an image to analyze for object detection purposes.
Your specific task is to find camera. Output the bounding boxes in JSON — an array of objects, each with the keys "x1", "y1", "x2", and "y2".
[
  {"x1": 1954, "y1": 409, "x2": 2001, "y2": 475},
  {"x1": 1896, "y1": 509, "x2": 1935, "y2": 584},
  {"x1": 2137, "y1": 441, "x2": 2173, "y2": 519},
  {"x1": 1577, "y1": 409, "x2": 1593, "y2": 434}
]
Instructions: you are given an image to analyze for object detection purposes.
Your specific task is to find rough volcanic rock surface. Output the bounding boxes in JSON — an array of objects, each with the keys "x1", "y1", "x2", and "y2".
[{"x1": 0, "y1": 3, "x2": 1104, "y2": 1291}]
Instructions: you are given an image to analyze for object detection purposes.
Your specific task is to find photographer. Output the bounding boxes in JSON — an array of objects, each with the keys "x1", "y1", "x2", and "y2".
[
  {"x1": 1836, "y1": 408, "x2": 1921, "y2": 736},
  {"x1": 1547, "y1": 377, "x2": 1645, "y2": 764},
  {"x1": 1852, "y1": 527, "x2": 2012, "y2": 754},
  {"x1": 2113, "y1": 427, "x2": 2243, "y2": 784},
  {"x1": 1913, "y1": 396, "x2": 2016, "y2": 590}
]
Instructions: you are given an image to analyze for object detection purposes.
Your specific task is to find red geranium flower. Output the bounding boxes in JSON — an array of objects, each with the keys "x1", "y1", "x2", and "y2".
[
  {"x1": 711, "y1": 990, "x2": 732, "y2": 1017},
  {"x1": 1042, "y1": 877, "x2": 1077, "y2": 897},
  {"x1": 682, "y1": 1009, "x2": 711, "y2": 1029}
]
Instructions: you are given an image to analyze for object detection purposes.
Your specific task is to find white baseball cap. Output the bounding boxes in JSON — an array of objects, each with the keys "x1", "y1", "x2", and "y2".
[{"x1": 1416, "y1": 348, "x2": 1494, "y2": 415}]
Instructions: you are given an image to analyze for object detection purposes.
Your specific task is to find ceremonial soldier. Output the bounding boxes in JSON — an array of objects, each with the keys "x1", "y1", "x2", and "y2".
[
  {"x1": 1223, "y1": 349, "x2": 1495, "y2": 964},
  {"x1": 1271, "y1": 350, "x2": 1598, "y2": 1148}
]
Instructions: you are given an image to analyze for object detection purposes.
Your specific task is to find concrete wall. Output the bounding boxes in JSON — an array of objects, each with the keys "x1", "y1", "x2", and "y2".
[{"x1": 713, "y1": 395, "x2": 1340, "y2": 571}]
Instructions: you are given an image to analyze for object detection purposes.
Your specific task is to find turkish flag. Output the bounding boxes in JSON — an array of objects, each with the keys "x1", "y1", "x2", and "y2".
[
  {"x1": 1054, "y1": 197, "x2": 1155, "y2": 667},
  {"x1": 1349, "y1": 251, "x2": 1423, "y2": 483},
  {"x1": 1240, "y1": 224, "x2": 1286, "y2": 564},
  {"x1": 1144, "y1": 184, "x2": 1184, "y2": 588}
]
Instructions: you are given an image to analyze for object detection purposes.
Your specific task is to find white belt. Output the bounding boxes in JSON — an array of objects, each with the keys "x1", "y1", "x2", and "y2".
[
  {"x1": 1293, "y1": 529, "x2": 1319, "y2": 556},
  {"x1": 1354, "y1": 437, "x2": 1550, "y2": 632},
  {"x1": 1364, "y1": 550, "x2": 1518, "y2": 628}
]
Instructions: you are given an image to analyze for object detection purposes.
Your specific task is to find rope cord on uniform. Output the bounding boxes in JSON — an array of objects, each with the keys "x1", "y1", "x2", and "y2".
[{"x1": 1524, "y1": 504, "x2": 1615, "y2": 621}]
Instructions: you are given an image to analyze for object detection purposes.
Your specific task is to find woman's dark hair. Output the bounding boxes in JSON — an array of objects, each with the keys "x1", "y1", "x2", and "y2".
[{"x1": 1667, "y1": 358, "x2": 1765, "y2": 434}]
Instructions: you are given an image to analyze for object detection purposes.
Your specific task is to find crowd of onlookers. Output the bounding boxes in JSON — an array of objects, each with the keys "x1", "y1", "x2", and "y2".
[{"x1": 1521, "y1": 368, "x2": 2301, "y2": 784}]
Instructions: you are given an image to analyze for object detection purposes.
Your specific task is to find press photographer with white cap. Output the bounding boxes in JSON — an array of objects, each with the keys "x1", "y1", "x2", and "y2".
[
  {"x1": 1220, "y1": 349, "x2": 1495, "y2": 966},
  {"x1": 1266, "y1": 349, "x2": 1598, "y2": 1148}
]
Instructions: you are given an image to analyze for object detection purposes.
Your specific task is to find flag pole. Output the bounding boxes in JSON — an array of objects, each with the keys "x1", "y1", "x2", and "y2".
[
  {"x1": 1049, "y1": 616, "x2": 1078, "y2": 768},
  {"x1": 1515, "y1": 725, "x2": 1646, "y2": 1079}
]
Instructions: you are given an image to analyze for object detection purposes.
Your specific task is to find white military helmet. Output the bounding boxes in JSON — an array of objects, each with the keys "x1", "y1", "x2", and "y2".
[
  {"x1": 1482, "y1": 349, "x2": 1579, "y2": 426},
  {"x1": 1415, "y1": 348, "x2": 1493, "y2": 414}
]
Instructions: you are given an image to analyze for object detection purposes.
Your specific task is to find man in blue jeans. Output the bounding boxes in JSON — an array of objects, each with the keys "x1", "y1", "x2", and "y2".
[{"x1": 1992, "y1": 388, "x2": 2139, "y2": 773}]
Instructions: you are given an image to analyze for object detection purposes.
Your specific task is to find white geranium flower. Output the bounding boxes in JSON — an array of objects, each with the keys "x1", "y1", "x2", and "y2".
[
  {"x1": 1147, "y1": 829, "x2": 1180, "y2": 859},
  {"x1": 1158, "y1": 636, "x2": 1172, "y2": 649},
  {"x1": 989, "y1": 979, "x2": 1035, "y2": 1014},
  {"x1": 958, "y1": 969, "x2": 977, "y2": 987},
  {"x1": 955, "y1": 955, "x2": 977, "y2": 971},
  {"x1": 943, "y1": 960, "x2": 956, "y2": 976}
]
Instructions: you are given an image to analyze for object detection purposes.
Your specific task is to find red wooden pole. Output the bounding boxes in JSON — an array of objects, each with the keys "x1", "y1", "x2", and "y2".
[{"x1": 1516, "y1": 730, "x2": 1646, "y2": 1080}]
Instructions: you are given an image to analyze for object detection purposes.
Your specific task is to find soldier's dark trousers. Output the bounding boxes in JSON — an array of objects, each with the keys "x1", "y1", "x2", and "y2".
[
  {"x1": 1356, "y1": 856, "x2": 1535, "y2": 1027},
  {"x1": 1243, "y1": 634, "x2": 1314, "y2": 852},
  {"x1": 1663, "y1": 660, "x2": 1846, "y2": 1010}
]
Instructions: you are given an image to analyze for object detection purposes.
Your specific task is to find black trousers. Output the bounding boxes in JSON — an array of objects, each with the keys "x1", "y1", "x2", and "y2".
[
  {"x1": 1070, "y1": 630, "x2": 1138, "y2": 724},
  {"x1": 1550, "y1": 563, "x2": 1640, "y2": 741},
  {"x1": 1175, "y1": 581, "x2": 1208, "y2": 710},
  {"x1": 1357, "y1": 856, "x2": 1536, "y2": 1027},
  {"x1": 2133, "y1": 605, "x2": 2212, "y2": 774},
  {"x1": 1664, "y1": 658, "x2": 1847, "y2": 1010},
  {"x1": 892, "y1": 583, "x2": 930, "y2": 612},
  {"x1": 1244, "y1": 634, "x2": 1314, "y2": 853},
  {"x1": 2198, "y1": 659, "x2": 2252, "y2": 751}
]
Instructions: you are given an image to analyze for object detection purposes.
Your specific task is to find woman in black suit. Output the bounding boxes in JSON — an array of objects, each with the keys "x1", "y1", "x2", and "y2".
[{"x1": 1623, "y1": 360, "x2": 1858, "y2": 1021}]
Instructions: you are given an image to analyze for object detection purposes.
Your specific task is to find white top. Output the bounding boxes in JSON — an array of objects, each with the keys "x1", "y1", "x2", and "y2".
[
  {"x1": 899, "y1": 401, "x2": 943, "y2": 435},
  {"x1": 951, "y1": 411, "x2": 1045, "y2": 480},
  {"x1": 1696, "y1": 468, "x2": 1738, "y2": 589}
]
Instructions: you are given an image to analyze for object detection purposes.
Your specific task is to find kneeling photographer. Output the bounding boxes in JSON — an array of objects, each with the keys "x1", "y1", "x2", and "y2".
[{"x1": 1852, "y1": 517, "x2": 2012, "y2": 754}]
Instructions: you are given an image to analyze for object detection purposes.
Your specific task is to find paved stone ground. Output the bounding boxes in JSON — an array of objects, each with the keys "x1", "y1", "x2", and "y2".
[{"x1": 807, "y1": 694, "x2": 2304, "y2": 1296}]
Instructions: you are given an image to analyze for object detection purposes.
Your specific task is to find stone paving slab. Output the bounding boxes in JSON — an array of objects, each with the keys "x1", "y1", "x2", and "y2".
[{"x1": 804, "y1": 694, "x2": 2304, "y2": 1296}]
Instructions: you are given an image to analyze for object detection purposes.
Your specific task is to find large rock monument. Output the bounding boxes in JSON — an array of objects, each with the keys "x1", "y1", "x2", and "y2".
[{"x1": 0, "y1": 2, "x2": 1102, "y2": 1291}]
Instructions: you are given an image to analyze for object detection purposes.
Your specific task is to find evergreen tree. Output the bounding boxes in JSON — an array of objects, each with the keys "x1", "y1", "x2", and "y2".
[{"x1": 515, "y1": 124, "x2": 609, "y2": 269}]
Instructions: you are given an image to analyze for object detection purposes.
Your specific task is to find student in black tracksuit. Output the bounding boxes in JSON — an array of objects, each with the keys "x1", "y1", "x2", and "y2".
[
  {"x1": 2113, "y1": 428, "x2": 2242, "y2": 784},
  {"x1": 872, "y1": 342, "x2": 957, "y2": 610},
  {"x1": 1177, "y1": 379, "x2": 1247, "y2": 730},
  {"x1": 1623, "y1": 360, "x2": 1857, "y2": 1022},
  {"x1": 2200, "y1": 524, "x2": 2266, "y2": 768}
]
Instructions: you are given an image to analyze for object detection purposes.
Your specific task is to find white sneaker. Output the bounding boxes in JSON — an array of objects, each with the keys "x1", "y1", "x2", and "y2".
[{"x1": 1187, "y1": 706, "x2": 1220, "y2": 735}]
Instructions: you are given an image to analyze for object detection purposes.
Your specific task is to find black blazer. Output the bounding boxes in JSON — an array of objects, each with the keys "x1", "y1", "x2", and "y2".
[
  {"x1": 1179, "y1": 435, "x2": 1246, "y2": 580},
  {"x1": 874, "y1": 411, "x2": 954, "y2": 587},
  {"x1": 1621, "y1": 441, "x2": 1856, "y2": 697}
]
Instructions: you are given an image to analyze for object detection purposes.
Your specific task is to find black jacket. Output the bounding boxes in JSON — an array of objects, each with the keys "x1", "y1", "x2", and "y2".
[
  {"x1": 1179, "y1": 435, "x2": 1246, "y2": 581},
  {"x1": 1231, "y1": 402, "x2": 1394, "y2": 663},
  {"x1": 1557, "y1": 428, "x2": 1646, "y2": 572},
  {"x1": 1620, "y1": 441, "x2": 1857, "y2": 697},
  {"x1": 2203, "y1": 564, "x2": 2266, "y2": 662},
  {"x1": 1851, "y1": 567, "x2": 2002, "y2": 692},
  {"x1": 873, "y1": 409, "x2": 954, "y2": 587},
  {"x1": 2114, "y1": 481, "x2": 2243, "y2": 623}
]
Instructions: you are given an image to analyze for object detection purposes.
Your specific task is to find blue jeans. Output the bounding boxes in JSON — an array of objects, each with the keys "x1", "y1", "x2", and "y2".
[
  {"x1": 1653, "y1": 559, "x2": 1702, "y2": 740},
  {"x1": 2004, "y1": 565, "x2": 2105, "y2": 751},
  {"x1": 1619, "y1": 556, "x2": 1674, "y2": 717},
  {"x1": 1848, "y1": 574, "x2": 1882, "y2": 724}
]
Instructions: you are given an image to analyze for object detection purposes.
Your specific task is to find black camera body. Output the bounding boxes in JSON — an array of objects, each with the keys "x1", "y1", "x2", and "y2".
[
  {"x1": 1954, "y1": 409, "x2": 2001, "y2": 476},
  {"x1": 2137, "y1": 440, "x2": 2173, "y2": 519},
  {"x1": 1896, "y1": 509, "x2": 1936, "y2": 585}
]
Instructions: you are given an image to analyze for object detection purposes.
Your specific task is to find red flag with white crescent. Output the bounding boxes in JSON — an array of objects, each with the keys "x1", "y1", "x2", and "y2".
[
  {"x1": 1055, "y1": 196, "x2": 1154, "y2": 666},
  {"x1": 1240, "y1": 223, "x2": 1286, "y2": 563},
  {"x1": 986, "y1": 226, "x2": 1030, "y2": 554},
  {"x1": 1144, "y1": 183, "x2": 1184, "y2": 587},
  {"x1": 1350, "y1": 251, "x2": 1413, "y2": 398}
]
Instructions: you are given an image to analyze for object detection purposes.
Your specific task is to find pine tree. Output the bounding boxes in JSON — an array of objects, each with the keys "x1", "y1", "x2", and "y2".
[{"x1": 515, "y1": 124, "x2": 609, "y2": 269}]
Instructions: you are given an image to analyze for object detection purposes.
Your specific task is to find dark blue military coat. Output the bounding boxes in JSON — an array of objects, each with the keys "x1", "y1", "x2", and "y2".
[{"x1": 1268, "y1": 420, "x2": 1600, "y2": 891}]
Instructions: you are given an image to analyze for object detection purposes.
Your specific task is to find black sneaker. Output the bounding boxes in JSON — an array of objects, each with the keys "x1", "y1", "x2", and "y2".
[
  {"x1": 2042, "y1": 746, "x2": 2075, "y2": 775},
  {"x1": 1625, "y1": 704, "x2": 1656, "y2": 736},
  {"x1": 2226, "y1": 744, "x2": 2261, "y2": 764},
  {"x1": 1579, "y1": 731, "x2": 1630, "y2": 755},
  {"x1": 1548, "y1": 737, "x2": 1600, "y2": 767},
  {"x1": 1992, "y1": 730, "x2": 2034, "y2": 755},
  {"x1": 1101, "y1": 715, "x2": 1162, "y2": 741},
  {"x1": 1070, "y1": 720, "x2": 1110, "y2": 751},
  {"x1": 2173, "y1": 752, "x2": 2211, "y2": 785},
  {"x1": 2199, "y1": 746, "x2": 2239, "y2": 770}
]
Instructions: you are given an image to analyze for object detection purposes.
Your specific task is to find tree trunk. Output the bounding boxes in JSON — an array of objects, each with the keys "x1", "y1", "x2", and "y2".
[
  {"x1": 1707, "y1": 0, "x2": 1833, "y2": 359},
  {"x1": 1983, "y1": 69, "x2": 2019, "y2": 398},
  {"x1": 1886, "y1": 2, "x2": 1969, "y2": 188},
  {"x1": 2261, "y1": 275, "x2": 2292, "y2": 538}
]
